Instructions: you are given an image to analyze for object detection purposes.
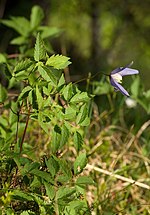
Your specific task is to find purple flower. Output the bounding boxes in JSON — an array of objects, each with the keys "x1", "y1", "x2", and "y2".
[{"x1": 110, "y1": 62, "x2": 139, "y2": 97}]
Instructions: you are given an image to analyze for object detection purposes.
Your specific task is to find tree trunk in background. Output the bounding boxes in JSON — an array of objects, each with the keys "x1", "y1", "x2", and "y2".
[{"x1": 90, "y1": 0, "x2": 101, "y2": 74}]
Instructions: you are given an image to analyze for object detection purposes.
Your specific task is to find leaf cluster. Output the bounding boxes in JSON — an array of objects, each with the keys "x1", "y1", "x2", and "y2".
[{"x1": 0, "y1": 6, "x2": 93, "y2": 214}]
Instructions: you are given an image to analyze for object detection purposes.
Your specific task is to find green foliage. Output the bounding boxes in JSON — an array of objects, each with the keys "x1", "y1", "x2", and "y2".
[
  {"x1": 1, "y1": 3, "x2": 150, "y2": 215},
  {"x1": 1, "y1": 16, "x2": 30, "y2": 37},
  {"x1": 0, "y1": 5, "x2": 92, "y2": 214},
  {"x1": 0, "y1": 53, "x2": 7, "y2": 63},
  {"x1": 0, "y1": 84, "x2": 7, "y2": 102},
  {"x1": 73, "y1": 131, "x2": 83, "y2": 151},
  {"x1": 30, "y1": 5, "x2": 44, "y2": 30},
  {"x1": 34, "y1": 33, "x2": 47, "y2": 61},
  {"x1": 0, "y1": 5, "x2": 61, "y2": 53},
  {"x1": 74, "y1": 152, "x2": 87, "y2": 175},
  {"x1": 46, "y1": 54, "x2": 71, "y2": 69}
]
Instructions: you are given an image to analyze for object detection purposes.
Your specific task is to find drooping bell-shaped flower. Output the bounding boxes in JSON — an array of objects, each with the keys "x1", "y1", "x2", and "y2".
[{"x1": 110, "y1": 61, "x2": 139, "y2": 97}]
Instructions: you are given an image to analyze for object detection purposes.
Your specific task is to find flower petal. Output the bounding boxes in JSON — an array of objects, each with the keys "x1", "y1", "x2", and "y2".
[
  {"x1": 111, "y1": 67, "x2": 123, "y2": 74},
  {"x1": 118, "y1": 68, "x2": 139, "y2": 76},
  {"x1": 111, "y1": 61, "x2": 135, "y2": 75},
  {"x1": 110, "y1": 77, "x2": 130, "y2": 97}
]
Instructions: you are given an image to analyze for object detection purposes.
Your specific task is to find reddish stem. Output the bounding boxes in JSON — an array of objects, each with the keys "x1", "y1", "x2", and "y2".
[{"x1": 20, "y1": 107, "x2": 30, "y2": 154}]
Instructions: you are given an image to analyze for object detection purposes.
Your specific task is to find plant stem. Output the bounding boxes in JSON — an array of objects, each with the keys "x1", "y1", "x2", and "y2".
[{"x1": 20, "y1": 107, "x2": 30, "y2": 154}]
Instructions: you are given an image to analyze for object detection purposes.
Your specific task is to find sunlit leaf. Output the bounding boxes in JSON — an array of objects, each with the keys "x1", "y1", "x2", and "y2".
[
  {"x1": 46, "y1": 54, "x2": 71, "y2": 69},
  {"x1": 60, "y1": 124, "x2": 69, "y2": 147},
  {"x1": 36, "y1": 85, "x2": 43, "y2": 109},
  {"x1": 44, "y1": 181, "x2": 55, "y2": 200},
  {"x1": 10, "y1": 36, "x2": 27, "y2": 45},
  {"x1": 38, "y1": 65, "x2": 51, "y2": 82},
  {"x1": 0, "y1": 53, "x2": 7, "y2": 63},
  {"x1": 64, "y1": 105, "x2": 76, "y2": 120},
  {"x1": 51, "y1": 125, "x2": 61, "y2": 153},
  {"x1": 18, "y1": 86, "x2": 32, "y2": 101},
  {"x1": 76, "y1": 104, "x2": 88, "y2": 125},
  {"x1": 39, "y1": 26, "x2": 62, "y2": 39},
  {"x1": 73, "y1": 131, "x2": 83, "y2": 151},
  {"x1": 70, "y1": 92, "x2": 89, "y2": 103},
  {"x1": 74, "y1": 152, "x2": 87, "y2": 175},
  {"x1": 40, "y1": 66, "x2": 60, "y2": 86},
  {"x1": 57, "y1": 74, "x2": 66, "y2": 89},
  {"x1": 14, "y1": 59, "x2": 33, "y2": 73},
  {"x1": 62, "y1": 83, "x2": 74, "y2": 101},
  {"x1": 1, "y1": 17, "x2": 30, "y2": 36},
  {"x1": 34, "y1": 33, "x2": 46, "y2": 61},
  {"x1": 30, "y1": 5, "x2": 44, "y2": 30}
]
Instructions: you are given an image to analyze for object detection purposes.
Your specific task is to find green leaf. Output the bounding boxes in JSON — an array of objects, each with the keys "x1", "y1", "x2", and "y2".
[
  {"x1": 57, "y1": 74, "x2": 65, "y2": 89},
  {"x1": 12, "y1": 190, "x2": 33, "y2": 201},
  {"x1": 1, "y1": 17, "x2": 30, "y2": 36},
  {"x1": 0, "y1": 138, "x2": 5, "y2": 151},
  {"x1": 39, "y1": 65, "x2": 62, "y2": 86},
  {"x1": 131, "y1": 76, "x2": 140, "y2": 98},
  {"x1": 40, "y1": 66, "x2": 59, "y2": 86},
  {"x1": 9, "y1": 101, "x2": 18, "y2": 125},
  {"x1": 44, "y1": 181, "x2": 55, "y2": 200},
  {"x1": 38, "y1": 65, "x2": 51, "y2": 82},
  {"x1": 56, "y1": 187, "x2": 76, "y2": 200},
  {"x1": 143, "y1": 89, "x2": 150, "y2": 99},
  {"x1": 70, "y1": 92, "x2": 89, "y2": 103},
  {"x1": 60, "y1": 124, "x2": 69, "y2": 147},
  {"x1": 62, "y1": 83, "x2": 74, "y2": 101},
  {"x1": 73, "y1": 131, "x2": 83, "y2": 152},
  {"x1": 36, "y1": 85, "x2": 43, "y2": 109},
  {"x1": 30, "y1": 169, "x2": 54, "y2": 184},
  {"x1": 30, "y1": 5, "x2": 44, "y2": 30},
  {"x1": 18, "y1": 86, "x2": 32, "y2": 101},
  {"x1": 30, "y1": 176, "x2": 41, "y2": 188},
  {"x1": 93, "y1": 81, "x2": 111, "y2": 95},
  {"x1": 0, "y1": 53, "x2": 7, "y2": 63},
  {"x1": 79, "y1": 116, "x2": 90, "y2": 126},
  {"x1": 38, "y1": 112, "x2": 49, "y2": 134},
  {"x1": 10, "y1": 36, "x2": 27, "y2": 45},
  {"x1": 74, "y1": 152, "x2": 87, "y2": 175},
  {"x1": 14, "y1": 59, "x2": 33, "y2": 73},
  {"x1": 57, "y1": 159, "x2": 72, "y2": 183},
  {"x1": 13, "y1": 70, "x2": 28, "y2": 80},
  {"x1": 51, "y1": 125, "x2": 61, "y2": 153},
  {"x1": 34, "y1": 33, "x2": 47, "y2": 62},
  {"x1": 64, "y1": 200, "x2": 89, "y2": 215},
  {"x1": 0, "y1": 84, "x2": 7, "y2": 103},
  {"x1": 28, "y1": 89, "x2": 38, "y2": 110},
  {"x1": 64, "y1": 105, "x2": 76, "y2": 120},
  {"x1": 76, "y1": 104, "x2": 88, "y2": 125},
  {"x1": 46, "y1": 54, "x2": 71, "y2": 69},
  {"x1": 39, "y1": 26, "x2": 62, "y2": 39},
  {"x1": 45, "y1": 157, "x2": 59, "y2": 177},
  {"x1": 76, "y1": 176, "x2": 94, "y2": 188},
  {"x1": 43, "y1": 84, "x2": 54, "y2": 95},
  {"x1": 24, "y1": 162, "x2": 40, "y2": 174}
]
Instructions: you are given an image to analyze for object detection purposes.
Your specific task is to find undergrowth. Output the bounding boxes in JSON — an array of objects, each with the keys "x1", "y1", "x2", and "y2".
[{"x1": 0, "y1": 5, "x2": 150, "y2": 215}]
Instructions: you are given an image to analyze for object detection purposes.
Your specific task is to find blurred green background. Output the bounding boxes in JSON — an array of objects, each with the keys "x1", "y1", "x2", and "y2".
[{"x1": 0, "y1": 0, "x2": 150, "y2": 88}]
